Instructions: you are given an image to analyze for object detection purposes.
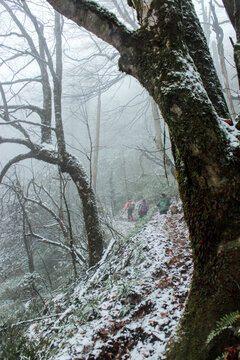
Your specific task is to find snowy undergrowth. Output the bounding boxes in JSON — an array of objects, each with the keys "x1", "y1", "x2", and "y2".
[{"x1": 24, "y1": 206, "x2": 192, "y2": 360}]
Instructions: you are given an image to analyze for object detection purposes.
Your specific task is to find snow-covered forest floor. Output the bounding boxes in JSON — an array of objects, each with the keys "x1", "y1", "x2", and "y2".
[{"x1": 24, "y1": 205, "x2": 192, "y2": 360}]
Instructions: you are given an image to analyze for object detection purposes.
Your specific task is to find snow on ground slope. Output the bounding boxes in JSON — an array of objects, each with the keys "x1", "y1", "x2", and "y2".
[{"x1": 26, "y1": 207, "x2": 192, "y2": 360}]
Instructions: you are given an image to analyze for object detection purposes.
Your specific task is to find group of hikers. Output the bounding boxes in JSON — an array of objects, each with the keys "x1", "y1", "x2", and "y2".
[
  {"x1": 125, "y1": 193, "x2": 170, "y2": 221},
  {"x1": 125, "y1": 199, "x2": 148, "y2": 221}
]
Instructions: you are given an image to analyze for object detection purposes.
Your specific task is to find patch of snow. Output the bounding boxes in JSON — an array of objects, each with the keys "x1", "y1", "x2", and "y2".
[{"x1": 24, "y1": 208, "x2": 192, "y2": 360}]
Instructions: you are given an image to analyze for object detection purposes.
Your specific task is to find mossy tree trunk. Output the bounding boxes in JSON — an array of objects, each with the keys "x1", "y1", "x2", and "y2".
[
  {"x1": 60, "y1": 153, "x2": 103, "y2": 268},
  {"x1": 46, "y1": 0, "x2": 240, "y2": 357},
  {"x1": 34, "y1": 150, "x2": 104, "y2": 269}
]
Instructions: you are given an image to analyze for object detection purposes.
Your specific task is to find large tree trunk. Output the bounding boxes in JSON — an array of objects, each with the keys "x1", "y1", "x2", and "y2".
[
  {"x1": 63, "y1": 154, "x2": 103, "y2": 268},
  {"x1": 45, "y1": 0, "x2": 240, "y2": 357},
  {"x1": 181, "y1": 0, "x2": 230, "y2": 119},
  {"x1": 121, "y1": 2, "x2": 240, "y2": 358}
]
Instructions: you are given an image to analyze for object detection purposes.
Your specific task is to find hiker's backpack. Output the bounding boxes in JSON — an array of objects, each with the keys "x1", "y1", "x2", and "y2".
[
  {"x1": 129, "y1": 201, "x2": 135, "y2": 209},
  {"x1": 141, "y1": 202, "x2": 148, "y2": 213}
]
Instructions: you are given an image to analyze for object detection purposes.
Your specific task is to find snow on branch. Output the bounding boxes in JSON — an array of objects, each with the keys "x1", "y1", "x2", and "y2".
[
  {"x1": 0, "y1": 136, "x2": 34, "y2": 149},
  {"x1": 0, "y1": 119, "x2": 55, "y2": 131},
  {"x1": 46, "y1": 0, "x2": 135, "y2": 52},
  {"x1": 0, "y1": 152, "x2": 34, "y2": 184},
  {"x1": 23, "y1": 195, "x2": 69, "y2": 238},
  {"x1": 30, "y1": 232, "x2": 85, "y2": 264}
]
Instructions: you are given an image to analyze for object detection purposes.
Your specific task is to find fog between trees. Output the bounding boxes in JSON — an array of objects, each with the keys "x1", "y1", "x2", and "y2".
[{"x1": 0, "y1": 0, "x2": 239, "y2": 359}]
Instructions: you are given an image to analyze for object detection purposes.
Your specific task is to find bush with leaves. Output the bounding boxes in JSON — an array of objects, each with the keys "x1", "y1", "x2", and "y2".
[{"x1": 206, "y1": 311, "x2": 240, "y2": 360}]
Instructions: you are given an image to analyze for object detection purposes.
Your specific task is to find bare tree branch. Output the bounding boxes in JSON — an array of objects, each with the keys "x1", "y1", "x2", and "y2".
[
  {"x1": 29, "y1": 232, "x2": 85, "y2": 264},
  {"x1": 23, "y1": 195, "x2": 69, "y2": 238},
  {"x1": 0, "y1": 77, "x2": 42, "y2": 85},
  {"x1": 46, "y1": 0, "x2": 136, "y2": 53},
  {"x1": 0, "y1": 31, "x2": 24, "y2": 38},
  {"x1": 0, "y1": 119, "x2": 55, "y2": 131},
  {"x1": 0, "y1": 83, "x2": 31, "y2": 139},
  {"x1": 0, "y1": 152, "x2": 34, "y2": 184}
]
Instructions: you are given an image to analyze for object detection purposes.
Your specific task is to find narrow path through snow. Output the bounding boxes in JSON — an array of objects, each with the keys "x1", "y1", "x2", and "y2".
[{"x1": 27, "y1": 208, "x2": 193, "y2": 360}]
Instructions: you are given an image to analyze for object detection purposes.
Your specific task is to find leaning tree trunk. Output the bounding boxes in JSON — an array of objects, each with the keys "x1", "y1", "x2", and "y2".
[
  {"x1": 45, "y1": 0, "x2": 240, "y2": 357},
  {"x1": 63, "y1": 155, "x2": 103, "y2": 268},
  {"x1": 36, "y1": 150, "x2": 103, "y2": 268}
]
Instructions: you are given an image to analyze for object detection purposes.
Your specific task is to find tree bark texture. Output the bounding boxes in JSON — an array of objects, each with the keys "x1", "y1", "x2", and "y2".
[
  {"x1": 181, "y1": 0, "x2": 230, "y2": 119},
  {"x1": 45, "y1": 0, "x2": 240, "y2": 358}
]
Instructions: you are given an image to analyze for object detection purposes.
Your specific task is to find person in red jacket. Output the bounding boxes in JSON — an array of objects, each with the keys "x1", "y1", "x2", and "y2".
[{"x1": 125, "y1": 199, "x2": 135, "y2": 221}]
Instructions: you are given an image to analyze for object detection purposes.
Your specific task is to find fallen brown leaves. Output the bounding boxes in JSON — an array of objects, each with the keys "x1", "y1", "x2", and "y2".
[
  {"x1": 224, "y1": 346, "x2": 240, "y2": 360},
  {"x1": 223, "y1": 118, "x2": 234, "y2": 126}
]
